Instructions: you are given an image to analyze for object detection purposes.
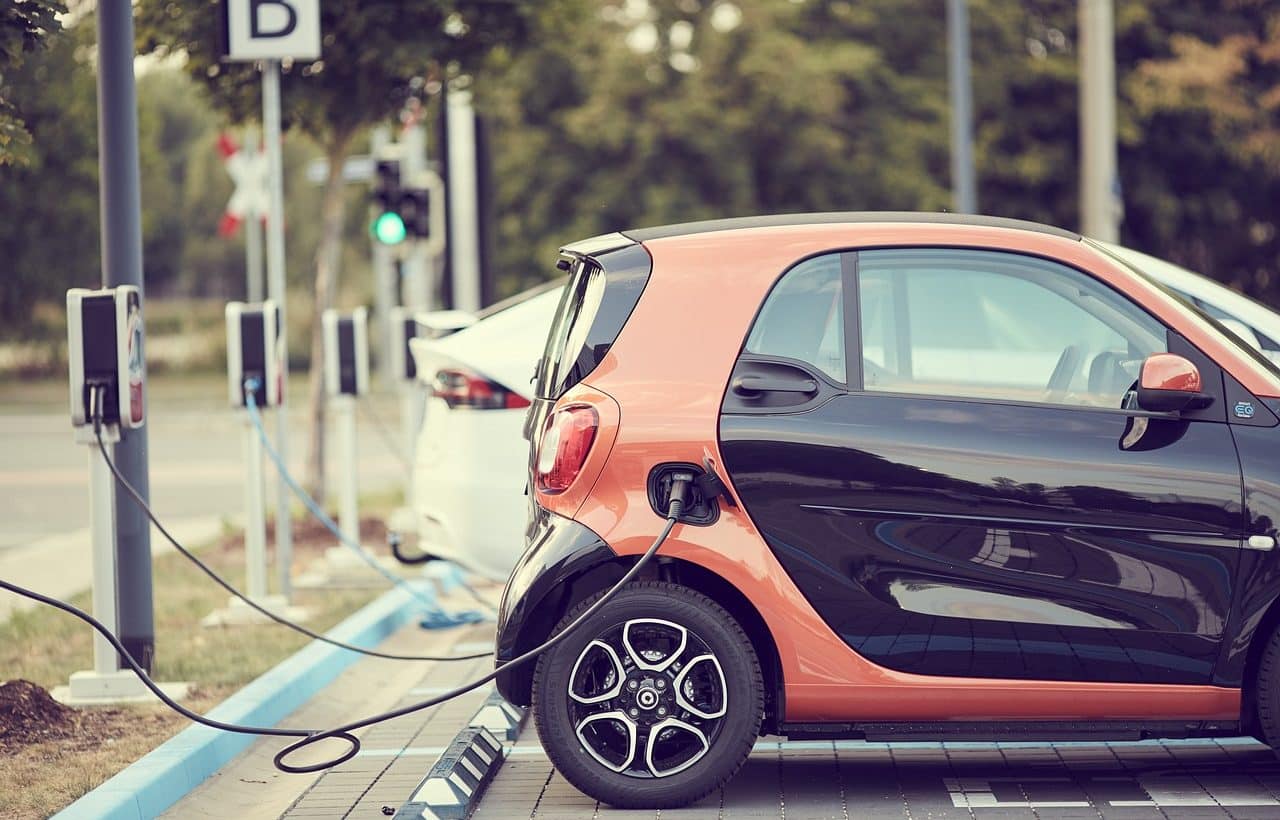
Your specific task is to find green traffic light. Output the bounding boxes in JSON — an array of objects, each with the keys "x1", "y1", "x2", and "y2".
[{"x1": 372, "y1": 211, "x2": 407, "y2": 245}]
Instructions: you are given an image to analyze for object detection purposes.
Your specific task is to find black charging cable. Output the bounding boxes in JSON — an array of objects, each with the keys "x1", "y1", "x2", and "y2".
[
  {"x1": 0, "y1": 470, "x2": 692, "y2": 774},
  {"x1": 273, "y1": 477, "x2": 691, "y2": 772},
  {"x1": 89, "y1": 383, "x2": 490, "y2": 664},
  {"x1": 0, "y1": 575, "x2": 361, "y2": 766}
]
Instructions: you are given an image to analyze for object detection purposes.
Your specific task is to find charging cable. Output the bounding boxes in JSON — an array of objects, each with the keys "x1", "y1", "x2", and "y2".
[
  {"x1": 274, "y1": 471, "x2": 691, "y2": 772},
  {"x1": 0, "y1": 470, "x2": 694, "y2": 775},
  {"x1": 89, "y1": 383, "x2": 488, "y2": 663},
  {"x1": 242, "y1": 380, "x2": 485, "y2": 627},
  {"x1": 0, "y1": 575, "x2": 360, "y2": 767}
]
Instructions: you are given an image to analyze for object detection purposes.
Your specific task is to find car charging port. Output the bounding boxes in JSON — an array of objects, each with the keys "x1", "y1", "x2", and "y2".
[{"x1": 648, "y1": 463, "x2": 719, "y2": 525}]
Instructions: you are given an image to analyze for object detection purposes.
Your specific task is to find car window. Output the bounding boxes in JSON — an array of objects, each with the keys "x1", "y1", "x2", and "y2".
[
  {"x1": 744, "y1": 254, "x2": 845, "y2": 383},
  {"x1": 857, "y1": 249, "x2": 1166, "y2": 408}
]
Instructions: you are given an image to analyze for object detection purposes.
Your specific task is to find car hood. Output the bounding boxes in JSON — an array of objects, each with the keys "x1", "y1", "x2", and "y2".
[{"x1": 409, "y1": 287, "x2": 562, "y2": 399}]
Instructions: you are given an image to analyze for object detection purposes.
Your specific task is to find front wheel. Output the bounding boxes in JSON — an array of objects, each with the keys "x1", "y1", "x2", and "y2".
[{"x1": 532, "y1": 580, "x2": 763, "y2": 809}]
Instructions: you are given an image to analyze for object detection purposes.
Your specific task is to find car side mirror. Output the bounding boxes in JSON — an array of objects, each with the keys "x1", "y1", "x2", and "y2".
[{"x1": 1136, "y1": 353, "x2": 1211, "y2": 413}]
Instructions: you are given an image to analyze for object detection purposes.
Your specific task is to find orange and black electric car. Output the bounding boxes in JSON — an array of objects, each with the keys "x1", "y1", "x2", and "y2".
[{"x1": 494, "y1": 213, "x2": 1280, "y2": 808}]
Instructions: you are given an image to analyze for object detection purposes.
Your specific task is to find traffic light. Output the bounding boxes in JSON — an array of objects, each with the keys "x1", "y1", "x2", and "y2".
[
  {"x1": 399, "y1": 187, "x2": 430, "y2": 239},
  {"x1": 371, "y1": 159, "x2": 406, "y2": 245}
]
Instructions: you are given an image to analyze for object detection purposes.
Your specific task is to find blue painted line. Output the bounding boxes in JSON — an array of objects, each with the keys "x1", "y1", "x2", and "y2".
[{"x1": 54, "y1": 583, "x2": 430, "y2": 820}]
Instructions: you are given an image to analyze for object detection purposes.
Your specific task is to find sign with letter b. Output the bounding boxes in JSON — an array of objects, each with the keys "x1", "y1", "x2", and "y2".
[{"x1": 222, "y1": 0, "x2": 321, "y2": 61}]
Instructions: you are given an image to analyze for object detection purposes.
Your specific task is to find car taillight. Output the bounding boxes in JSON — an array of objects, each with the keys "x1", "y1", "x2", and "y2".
[
  {"x1": 432, "y1": 367, "x2": 531, "y2": 410},
  {"x1": 536, "y1": 405, "x2": 599, "y2": 494}
]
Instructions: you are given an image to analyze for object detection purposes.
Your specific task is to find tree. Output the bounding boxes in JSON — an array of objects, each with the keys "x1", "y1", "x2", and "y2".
[
  {"x1": 135, "y1": 0, "x2": 555, "y2": 499},
  {"x1": 0, "y1": 14, "x2": 99, "y2": 326},
  {"x1": 479, "y1": 0, "x2": 1280, "y2": 314},
  {"x1": 0, "y1": 0, "x2": 64, "y2": 166}
]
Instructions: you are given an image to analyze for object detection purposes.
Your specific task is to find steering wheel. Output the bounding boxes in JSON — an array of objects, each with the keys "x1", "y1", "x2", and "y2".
[{"x1": 1045, "y1": 345, "x2": 1082, "y2": 403}]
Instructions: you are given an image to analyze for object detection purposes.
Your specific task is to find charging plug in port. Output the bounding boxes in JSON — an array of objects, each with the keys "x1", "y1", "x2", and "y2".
[{"x1": 648, "y1": 463, "x2": 719, "y2": 525}]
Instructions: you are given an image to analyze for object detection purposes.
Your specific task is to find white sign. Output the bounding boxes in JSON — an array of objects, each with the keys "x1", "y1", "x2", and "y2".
[
  {"x1": 223, "y1": 0, "x2": 321, "y2": 62},
  {"x1": 225, "y1": 146, "x2": 270, "y2": 221}
]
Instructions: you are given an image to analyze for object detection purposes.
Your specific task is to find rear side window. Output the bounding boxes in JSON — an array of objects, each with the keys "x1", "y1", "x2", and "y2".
[
  {"x1": 535, "y1": 244, "x2": 651, "y2": 400},
  {"x1": 743, "y1": 254, "x2": 845, "y2": 383}
]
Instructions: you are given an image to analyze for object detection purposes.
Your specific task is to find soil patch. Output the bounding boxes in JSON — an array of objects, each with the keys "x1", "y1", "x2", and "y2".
[
  {"x1": 0, "y1": 680, "x2": 74, "y2": 747},
  {"x1": 0, "y1": 679, "x2": 180, "y2": 755}
]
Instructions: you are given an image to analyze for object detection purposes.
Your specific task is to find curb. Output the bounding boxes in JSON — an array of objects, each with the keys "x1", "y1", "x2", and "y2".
[
  {"x1": 54, "y1": 582, "x2": 431, "y2": 820},
  {"x1": 394, "y1": 691, "x2": 526, "y2": 819},
  {"x1": 470, "y1": 689, "x2": 525, "y2": 741},
  {"x1": 393, "y1": 727, "x2": 505, "y2": 820}
]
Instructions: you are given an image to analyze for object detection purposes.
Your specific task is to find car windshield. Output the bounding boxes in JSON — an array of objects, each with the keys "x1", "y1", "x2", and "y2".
[{"x1": 1087, "y1": 239, "x2": 1280, "y2": 382}]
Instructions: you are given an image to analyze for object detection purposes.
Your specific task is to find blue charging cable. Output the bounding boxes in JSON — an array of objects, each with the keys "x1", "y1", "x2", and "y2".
[{"x1": 242, "y1": 379, "x2": 487, "y2": 629}]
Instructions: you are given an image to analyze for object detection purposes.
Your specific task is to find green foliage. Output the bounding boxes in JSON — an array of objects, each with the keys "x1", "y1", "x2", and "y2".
[
  {"x1": 135, "y1": 1, "x2": 546, "y2": 144},
  {"x1": 0, "y1": 0, "x2": 66, "y2": 166},
  {"x1": 481, "y1": 0, "x2": 1280, "y2": 307},
  {"x1": 0, "y1": 14, "x2": 340, "y2": 335},
  {"x1": 0, "y1": 18, "x2": 99, "y2": 327}
]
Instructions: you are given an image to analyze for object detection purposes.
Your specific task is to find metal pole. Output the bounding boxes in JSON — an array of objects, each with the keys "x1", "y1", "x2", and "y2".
[
  {"x1": 247, "y1": 211, "x2": 265, "y2": 303},
  {"x1": 334, "y1": 395, "x2": 360, "y2": 547},
  {"x1": 96, "y1": 2, "x2": 153, "y2": 672},
  {"x1": 1080, "y1": 0, "x2": 1120, "y2": 242},
  {"x1": 446, "y1": 88, "x2": 482, "y2": 313},
  {"x1": 244, "y1": 126, "x2": 265, "y2": 303},
  {"x1": 88, "y1": 438, "x2": 120, "y2": 676},
  {"x1": 263, "y1": 60, "x2": 294, "y2": 599},
  {"x1": 371, "y1": 126, "x2": 395, "y2": 387},
  {"x1": 243, "y1": 414, "x2": 268, "y2": 600},
  {"x1": 946, "y1": 0, "x2": 977, "y2": 214},
  {"x1": 401, "y1": 121, "x2": 432, "y2": 310}
]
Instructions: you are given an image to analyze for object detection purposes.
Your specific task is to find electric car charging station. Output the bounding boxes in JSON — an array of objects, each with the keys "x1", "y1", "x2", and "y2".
[
  {"x1": 58, "y1": 286, "x2": 190, "y2": 705},
  {"x1": 202, "y1": 301, "x2": 310, "y2": 627}
]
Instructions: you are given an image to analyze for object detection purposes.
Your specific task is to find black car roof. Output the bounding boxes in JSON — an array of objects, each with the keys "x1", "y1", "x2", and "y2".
[{"x1": 619, "y1": 211, "x2": 1081, "y2": 243}]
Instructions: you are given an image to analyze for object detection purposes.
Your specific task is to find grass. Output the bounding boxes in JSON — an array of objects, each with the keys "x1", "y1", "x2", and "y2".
[{"x1": 0, "y1": 529, "x2": 384, "y2": 820}]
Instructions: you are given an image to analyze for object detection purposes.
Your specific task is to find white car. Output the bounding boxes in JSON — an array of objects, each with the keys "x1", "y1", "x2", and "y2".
[
  {"x1": 408, "y1": 282, "x2": 563, "y2": 581},
  {"x1": 1103, "y1": 242, "x2": 1280, "y2": 364},
  {"x1": 409, "y1": 244, "x2": 1280, "y2": 582}
]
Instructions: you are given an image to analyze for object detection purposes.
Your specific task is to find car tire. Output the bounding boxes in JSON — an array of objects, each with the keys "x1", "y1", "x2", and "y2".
[
  {"x1": 532, "y1": 580, "x2": 763, "y2": 809},
  {"x1": 1257, "y1": 626, "x2": 1280, "y2": 750}
]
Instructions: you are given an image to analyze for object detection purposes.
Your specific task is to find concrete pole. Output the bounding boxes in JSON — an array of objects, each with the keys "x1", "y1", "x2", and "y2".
[
  {"x1": 242, "y1": 415, "x2": 268, "y2": 600},
  {"x1": 446, "y1": 88, "x2": 482, "y2": 313},
  {"x1": 946, "y1": 0, "x2": 977, "y2": 214},
  {"x1": 333, "y1": 395, "x2": 360, "y2": 548},
  {"x1": 263, "y1": 60, "x2": 294, "y2": 599},
  {"x1": 1079, "y1": 0, "x2": 1120, "y2": 242},
  {"x1": 88, "y1": 438, "x2": 121, "y2": 675},
  {"x1": 244, "y1": 126, "x2": 265, "y2": 303},
  {"x1": 95, "y1": 2, "x2": 154, "y2": 672}
]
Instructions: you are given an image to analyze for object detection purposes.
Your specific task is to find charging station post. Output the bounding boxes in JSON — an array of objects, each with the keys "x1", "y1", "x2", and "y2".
[
  {"x1": 206, "y1": 302, "x2": 309, "y2": 627},
  {"x1": 325, "y1": 308, "x2": 369, "y2": 548},
  {"x1": 290, "y1": 306, "x2": 392, "y2": 588},
  {"x1": 60, "y1": 287, "x2": 189, "y2": 704},
  {"x1": 388, "y1": 306, "x2": 421, "y2": 498}
]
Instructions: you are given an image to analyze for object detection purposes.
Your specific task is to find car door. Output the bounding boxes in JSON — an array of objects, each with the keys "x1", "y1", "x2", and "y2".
[{"x1": 719, "y1": 247, "x2": 1245, "y2": 685}]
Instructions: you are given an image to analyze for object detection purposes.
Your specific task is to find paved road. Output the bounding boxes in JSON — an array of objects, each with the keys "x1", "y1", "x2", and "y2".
[
  {"x1": 473, "y1": 733, "x2": 1280, "y2": 819},
  {"x1": 0, "y1": 388, "x2": 409, "y2": 553}
]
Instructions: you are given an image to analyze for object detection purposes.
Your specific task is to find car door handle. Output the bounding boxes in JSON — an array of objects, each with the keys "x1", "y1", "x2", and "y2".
[{"x1": 732, "y1": 375, "x2": 818, "y2": 395}]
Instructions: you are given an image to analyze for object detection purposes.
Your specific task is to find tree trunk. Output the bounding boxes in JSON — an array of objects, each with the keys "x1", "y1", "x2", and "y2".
[{"x1": 305, "y1": 130, "x2": 354, "y2": 503}]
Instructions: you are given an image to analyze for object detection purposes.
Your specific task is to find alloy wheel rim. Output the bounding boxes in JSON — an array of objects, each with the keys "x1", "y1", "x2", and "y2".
[{"x1": 567, "y1": 618, "x2": 727, "y2": 778}]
